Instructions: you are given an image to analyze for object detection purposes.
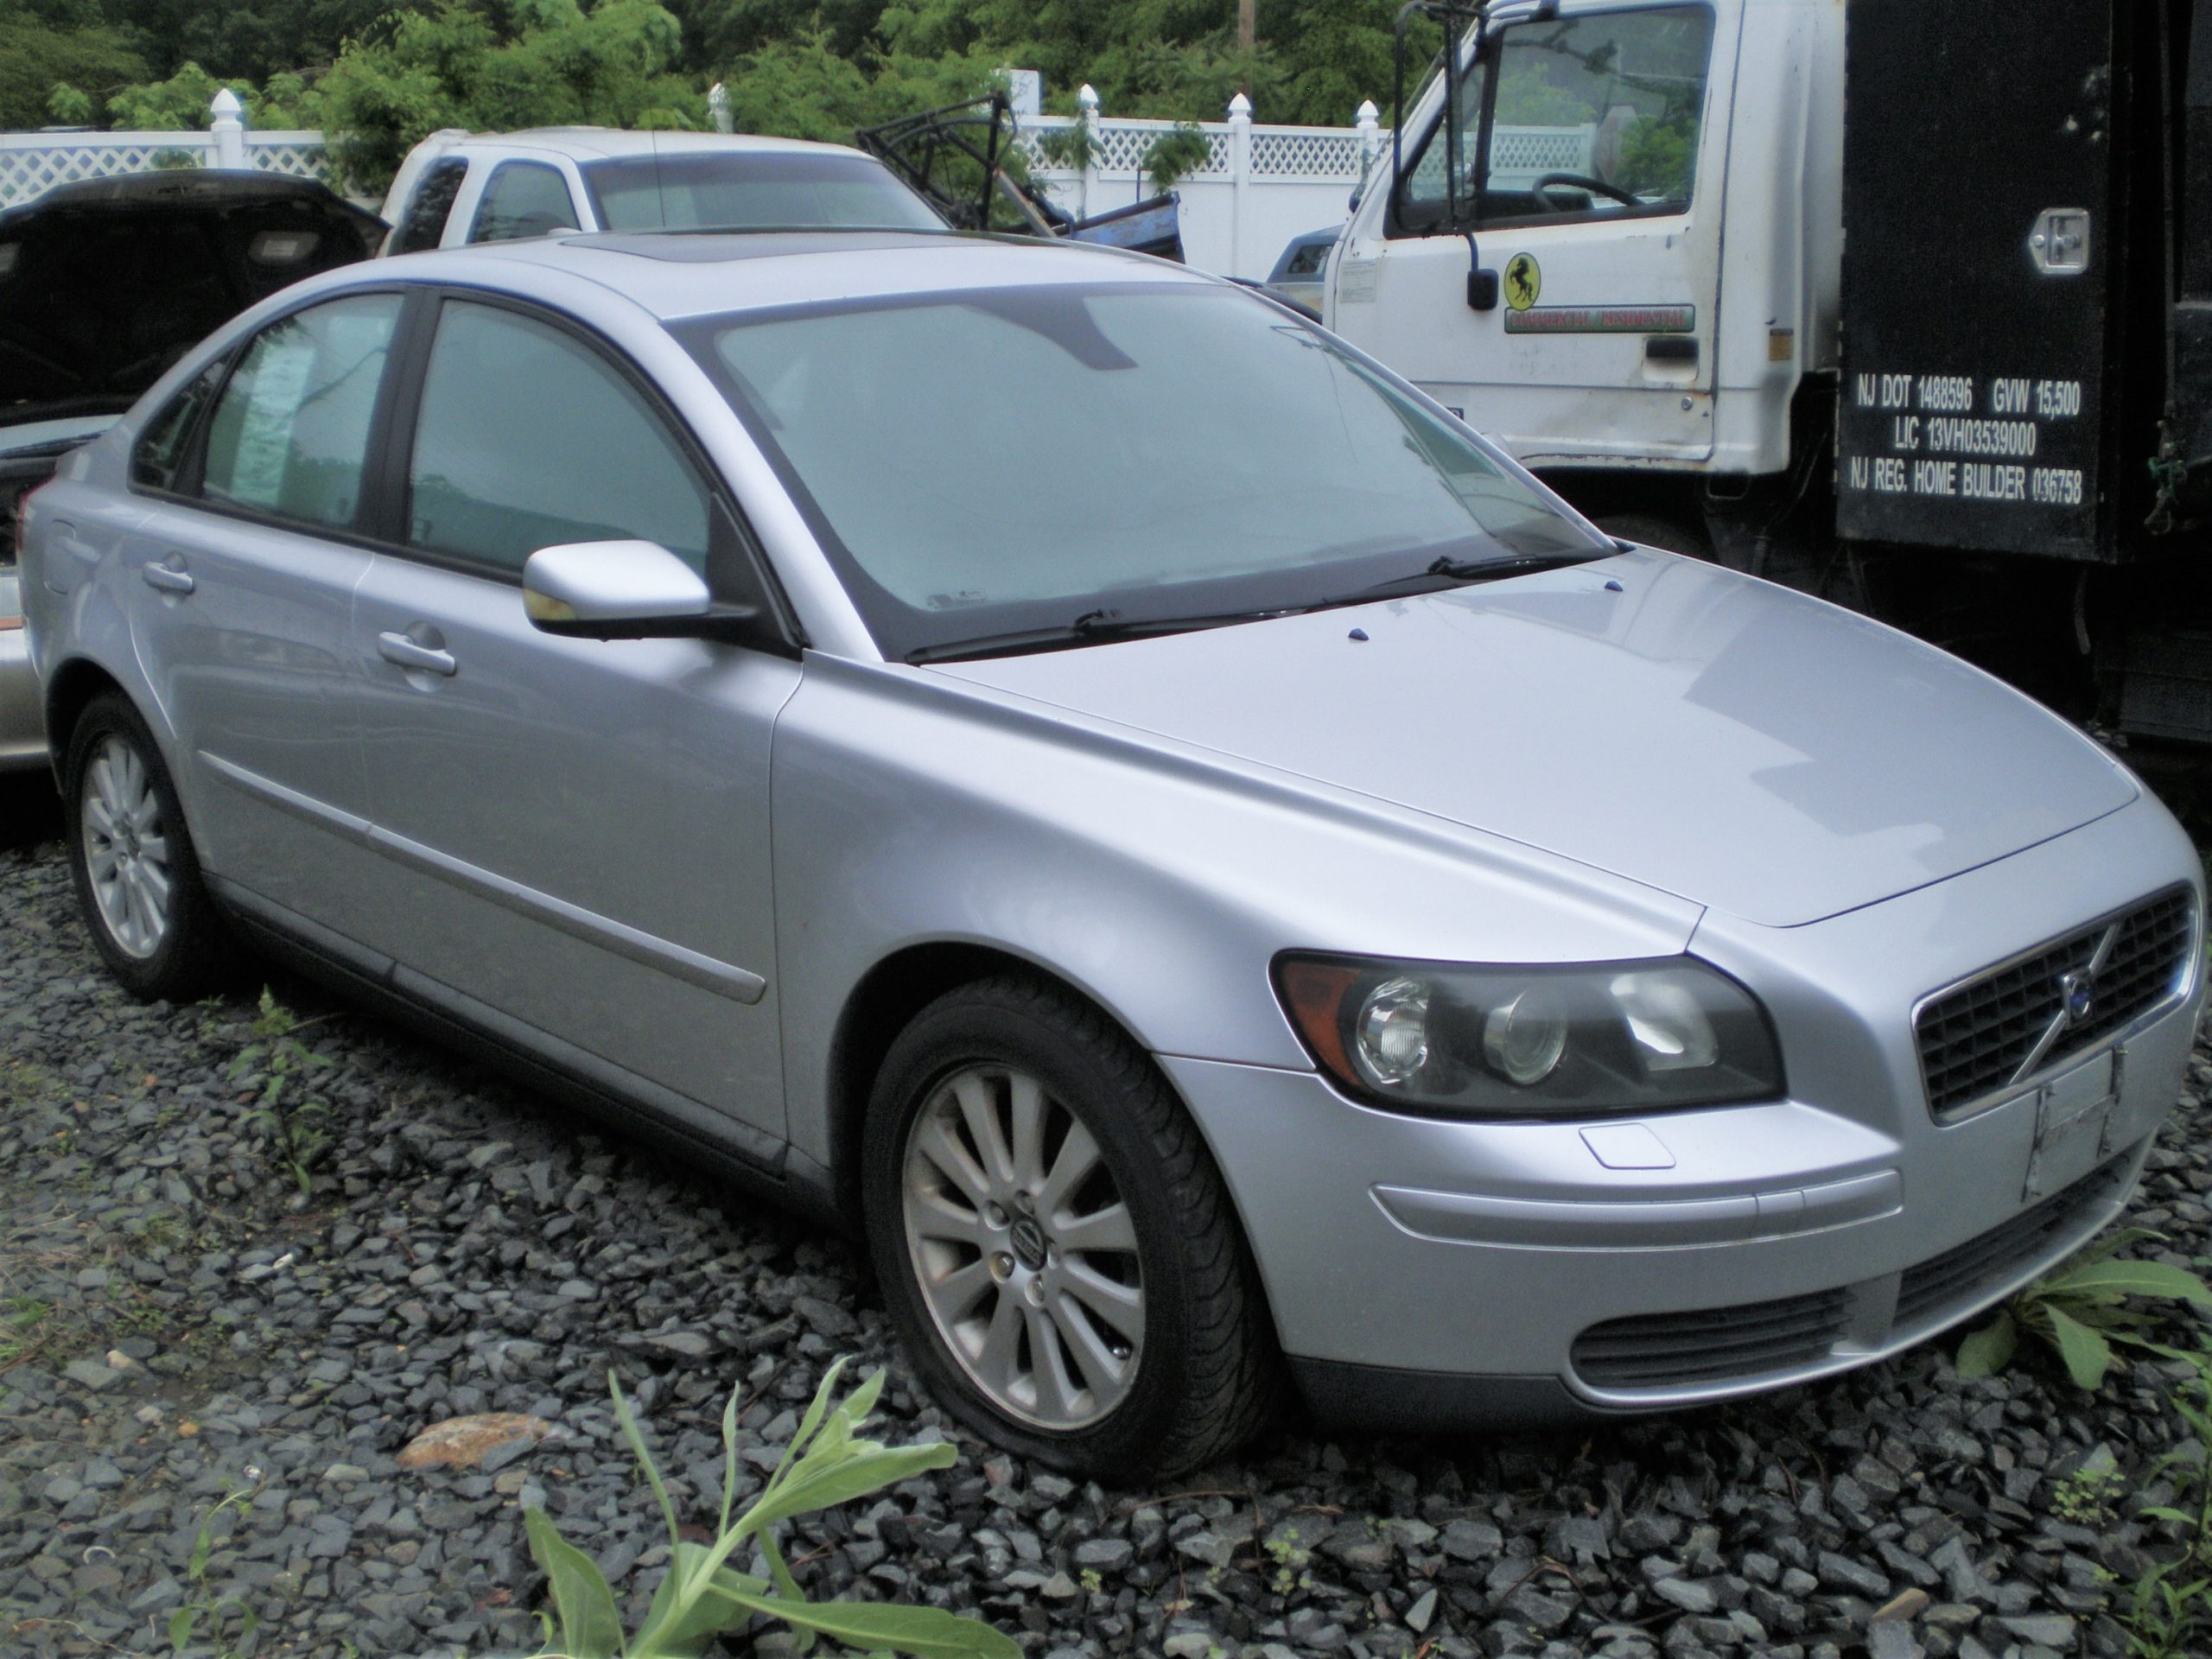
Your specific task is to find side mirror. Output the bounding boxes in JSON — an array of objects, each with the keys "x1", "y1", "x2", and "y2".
[{"x1": 522, "y1": 539, "x2": 763, "y2": 644}]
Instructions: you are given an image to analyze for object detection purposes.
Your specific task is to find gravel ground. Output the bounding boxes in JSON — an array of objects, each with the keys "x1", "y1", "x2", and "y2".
[{"x1": 3, "y1": 819, "x2": 2211, "y2": 1659}]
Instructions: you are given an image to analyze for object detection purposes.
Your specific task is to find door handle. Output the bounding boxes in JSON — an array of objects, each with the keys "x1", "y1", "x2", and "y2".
[
  {"x1": 1644, "y1": 336, "x2": 1699, "y2": 364},
  {"x1": 378, "y1": 630, "x2": 458, "y2": 677},
  {"x1": 142, "y1": 558, "x2": 194, "y2": 595}
]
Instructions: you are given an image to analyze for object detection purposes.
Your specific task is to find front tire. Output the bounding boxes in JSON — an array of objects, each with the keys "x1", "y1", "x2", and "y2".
[
  {"x1": 861, "y1": 975, "x2": 1276, "y2": 1478},
  {"x1": 63, "y1": 693, "x2": 237, "y2": 1001}
]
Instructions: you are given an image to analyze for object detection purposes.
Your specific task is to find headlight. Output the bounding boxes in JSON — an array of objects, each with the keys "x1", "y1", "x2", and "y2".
[{"x1": 1274, "y1": 953, "x2": 1783, "y2": 1117}]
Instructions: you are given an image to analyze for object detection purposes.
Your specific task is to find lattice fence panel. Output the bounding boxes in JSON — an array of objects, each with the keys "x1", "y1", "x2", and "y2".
[
  {"x1": 247, "y1": 137, "x2": 333, "y2": 182},
  {"x1": 0, "y1": 137, "x2": 217, "y2": 208},
  {"x1": 1489, "y1": 124, "x2": 1596, "y2": 183},
  {"x1": 1249, "y1": 128, "x2": 1375, "y2": 179}
]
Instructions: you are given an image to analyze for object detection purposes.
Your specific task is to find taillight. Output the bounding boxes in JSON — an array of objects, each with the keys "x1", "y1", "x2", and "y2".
[{"x1": 11, "y1": 475, "x2": 53, "y2": 564}]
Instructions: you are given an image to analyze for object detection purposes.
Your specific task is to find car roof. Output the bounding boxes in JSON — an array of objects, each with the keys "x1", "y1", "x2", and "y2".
[
  {"x1": 447, "y1": 128, "x2": 864, "y2": 162},
  {"x1": 375, "y1": 230, "x2": 1217, "y2": 323}
]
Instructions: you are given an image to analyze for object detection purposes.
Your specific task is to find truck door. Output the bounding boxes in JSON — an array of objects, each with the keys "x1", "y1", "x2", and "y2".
[{"x1": 1333, "y1": 0, "x2": 1736, "y2": 467}]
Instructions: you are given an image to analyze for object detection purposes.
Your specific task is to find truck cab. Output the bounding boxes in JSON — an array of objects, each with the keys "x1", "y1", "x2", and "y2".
[{"x1": 1329, "y1": 0, "x2": 2212, "y2": 737}]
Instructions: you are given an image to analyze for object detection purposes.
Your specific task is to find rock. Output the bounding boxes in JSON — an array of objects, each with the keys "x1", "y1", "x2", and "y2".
[
  {"x1": 1866, "y1": 1621, "x2": 1923, "y2": 1659},
  {"x1": 1872, "y1": 1588, "x2": 1932, "y2": 1623},
  {"x1": 395, "y1": 1414, "x2": 556, "y2": 1471},
  {"x1": 1653, "y1": 1579, "x2": 1718, "y2": 1615},
  {"x1": 1999, "y1": 1615, "x2": 2075, "y2": 1648},
  {"x1": 1407, "y1": 1587, "x2": 1439, "y2": 1633},
  {"x1": 62, "y1": 1358, "x2": 123, "y2": 1391},
  {"x1": 1073, "y1": 1537, "x2": 1134, "y2": 1573}
]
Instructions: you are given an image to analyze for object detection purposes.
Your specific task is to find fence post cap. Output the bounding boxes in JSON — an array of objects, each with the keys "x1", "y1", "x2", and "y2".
[
  {"x1": 1228, "y1": 92, "x2": 1253, "y2": 119},
  {"x1": 1356, "y1": 99, "x2": 1380, "y2": 125},
  {"x1": 1077, "y1": 83, "x2": 1100, "y2": 112},
  {"x1": 210, "y1": 88, "x2": 245, "y2": 119}
]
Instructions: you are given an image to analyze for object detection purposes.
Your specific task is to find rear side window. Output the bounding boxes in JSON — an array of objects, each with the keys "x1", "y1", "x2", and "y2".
[
  {"x1": 394, "y1": 158, "x2": 467, "y2": 254},
  {"x1": 468, "y1": 162, "x2": 581, "y2": 244},
  {"x1": 404, "y1": 301, "x2": 709, "y2": 572},
  {"x1": 199, "y1": 294, "x2": 403, "y2": 531},
  {"x1": 133, "y1": 361, "x2": 226, "y2": 492}
]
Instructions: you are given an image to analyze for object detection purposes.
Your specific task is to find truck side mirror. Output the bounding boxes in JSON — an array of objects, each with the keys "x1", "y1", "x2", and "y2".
[{"x1": 1465, "y1": 233, "x2": 1498, "y2": 310}]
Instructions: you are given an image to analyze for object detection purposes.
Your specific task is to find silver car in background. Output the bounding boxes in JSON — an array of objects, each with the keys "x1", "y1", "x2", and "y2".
[{"x1": 16, "y1": 231, "x2": 2203, "y2": 1477}]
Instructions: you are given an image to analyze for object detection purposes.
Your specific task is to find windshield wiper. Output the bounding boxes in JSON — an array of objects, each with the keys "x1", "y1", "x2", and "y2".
[
  {"x1": 1323, "y1": 548, "x2": 1608, "y2": 606},
  {"x1": 907, "y1": 605, "x2": 1288, "y2": 664}
]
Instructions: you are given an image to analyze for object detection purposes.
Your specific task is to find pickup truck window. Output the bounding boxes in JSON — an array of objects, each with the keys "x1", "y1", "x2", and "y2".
[
  {"x1": 469, "y1": 161, "x2": 582, "y2": 244},
  {"x1": 394, "y1": 158, "x2": 467, "y2": 254},
  {"x1": 1396, "y1": 3, "x2": 1713, "y2": 235}
]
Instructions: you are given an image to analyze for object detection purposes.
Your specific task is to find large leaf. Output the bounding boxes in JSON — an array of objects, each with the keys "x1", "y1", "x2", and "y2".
[
  {"x1": 2044, "y1": 1304, "x2": 2114, "y2": 1390},
  {"x1": 612, "y1": 1374, "x2": 683, "y2": 1551},
  {"x1": 749, "y1": 1444, "x2": 959, "y2": 1530},
  {"x1": 2049, "y1": 1259, "x2": 2212, "y2": 1306},
  {"x1": 524, "y1": 1508, "x2": 624, "y2": 1659},
  {"x1": 1955, "y1": 1311, "x2": 2017, "y2": 1378},
  {"x1": 696, "y1": 1581, "x2": 1020, "y2": 1659}
]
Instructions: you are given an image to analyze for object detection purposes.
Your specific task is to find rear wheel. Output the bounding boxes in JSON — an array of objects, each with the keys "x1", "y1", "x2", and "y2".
[
  {"x1": 63, "y1": 694, "x2": 237, "y2": 1000},
  {"x1": 861, "y1": 975, "x2": 1276, "y2": 1478}
]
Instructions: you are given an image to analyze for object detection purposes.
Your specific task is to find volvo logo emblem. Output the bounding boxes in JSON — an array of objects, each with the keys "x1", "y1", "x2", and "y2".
[
  {"x1": 2059, "y1": 968, "x2": 2095, "y2": 1025},
  {"x1": 1009, "y1": 1216, "x2": 1049, "y2": 1271}
]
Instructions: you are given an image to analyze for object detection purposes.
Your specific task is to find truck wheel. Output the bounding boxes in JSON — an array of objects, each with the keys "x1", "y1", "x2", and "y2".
[
  {"x1": 1599, "y1": 512, "x2": 1713, "y2": 562},
  {"x1": 63, "y1": 693, "x2": 239, "y2": 1001},
  {"x1": 861, "y1": 974, "x2": 1277, "y2": 1478}
]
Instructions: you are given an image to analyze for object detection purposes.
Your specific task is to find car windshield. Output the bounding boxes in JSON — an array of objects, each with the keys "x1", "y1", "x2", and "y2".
[
  {"x1": 683, "y1": 282, "x2": 1604, "y2": 659},
  {"x1": 581, "y1": 152, "x2": 945, "y2": 233}
]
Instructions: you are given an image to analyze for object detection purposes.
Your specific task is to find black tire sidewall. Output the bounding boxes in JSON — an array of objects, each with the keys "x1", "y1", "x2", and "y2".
[
  {"x1": 861, "y1": 984, "x2": 1215, "y2": 1475},
  {"x1": 62, "y1": 695, "x2": 228, "y2": 1001}
]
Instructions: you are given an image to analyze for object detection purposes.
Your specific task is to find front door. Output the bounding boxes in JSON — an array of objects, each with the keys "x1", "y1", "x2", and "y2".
[
  {"x1": 1337, "y1": 0, "x2": 1735, "y2": 467},
  {"x1": 348, "y1": 296, "x2": 798, "y2": 1148}
]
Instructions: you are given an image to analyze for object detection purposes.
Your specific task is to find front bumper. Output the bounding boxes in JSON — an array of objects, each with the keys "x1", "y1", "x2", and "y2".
[{"x1": 1164, "y1": 800, "x2": 2202, "y2": 1426}]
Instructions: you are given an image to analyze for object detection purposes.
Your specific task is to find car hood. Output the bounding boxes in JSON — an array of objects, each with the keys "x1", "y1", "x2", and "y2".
[
  {"x1": 0, "y1": 170, "x2": 385, "y2": 425},
  {"x1": 928, "y1": 550, "x2": 2137, "y2": 928}
]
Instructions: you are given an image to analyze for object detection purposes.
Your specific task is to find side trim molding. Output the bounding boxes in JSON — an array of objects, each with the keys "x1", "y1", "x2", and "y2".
[{"x1": 199, "y1": 750, "x2": 767, "y2": 1004}]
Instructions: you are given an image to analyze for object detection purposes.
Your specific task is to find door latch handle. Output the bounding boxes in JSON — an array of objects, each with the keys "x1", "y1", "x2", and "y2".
[
  {"x1": 142, "y1": 559, "x2": 194, "y2": 595},
  {"x1": 377, "y1": 630, "x2": 458, "y2": 677}
]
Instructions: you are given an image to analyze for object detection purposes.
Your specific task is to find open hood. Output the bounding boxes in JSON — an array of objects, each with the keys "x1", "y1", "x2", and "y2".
[{"x1": 0, "y1": 170, "x2": 385, "y2": 427}]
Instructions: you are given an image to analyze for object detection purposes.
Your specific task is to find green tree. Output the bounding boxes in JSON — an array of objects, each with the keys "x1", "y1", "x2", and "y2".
[{"x1": 0, "y1": 0, "x2": 145, "y2": 130}]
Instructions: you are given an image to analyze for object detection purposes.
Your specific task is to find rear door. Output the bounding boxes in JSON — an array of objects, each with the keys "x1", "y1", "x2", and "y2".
[
  {"x1": 1338, "y1": 0, "x2": 1735, "y2": 465},
  {"x1": 118, "y1": 291, "x2": 405, "y2": 925}
]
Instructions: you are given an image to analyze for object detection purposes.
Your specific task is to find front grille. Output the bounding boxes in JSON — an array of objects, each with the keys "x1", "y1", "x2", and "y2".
[
  {"x1": 1571, "y1": 1287, "x2": 1853, "y2": 1390},
  {"x1": 1915, "y1": 887, "x2": 2194, "y2": 1117},
  {"x1": 1894, "y1": 1154, "x2": 2132, "y2": 1330}
]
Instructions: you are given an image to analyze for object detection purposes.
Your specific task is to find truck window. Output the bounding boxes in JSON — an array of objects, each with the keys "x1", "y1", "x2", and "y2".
[
  {"x1": 468, "y1": 161, "x2": 582, "y2": 244},
  {"x1": 1395, "y1": 4, "x2": 1713, "y2": 235},
  {"x1": 394, "y1": 157, "x2": 467, "y2": 254}
]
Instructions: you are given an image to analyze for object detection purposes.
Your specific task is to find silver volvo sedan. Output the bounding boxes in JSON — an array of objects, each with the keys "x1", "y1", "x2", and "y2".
[{"x1": 16, "y1": 230, "x2": 2204, "y2": 1478}]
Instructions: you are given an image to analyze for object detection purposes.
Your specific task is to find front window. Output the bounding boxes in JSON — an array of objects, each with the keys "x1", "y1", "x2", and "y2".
[
  {"x1": 682, "y1": 283, "x2": 1602, "y2": 660},
  {"x1": 1397, "y1": 4, "x2": 1714, "y2": 234},
  {"x1": 582, "y1": 152, "x2": 945, "y2": 233},
  {"x1": 405, "y1": 301, "x2": 709, "y2": 573}
]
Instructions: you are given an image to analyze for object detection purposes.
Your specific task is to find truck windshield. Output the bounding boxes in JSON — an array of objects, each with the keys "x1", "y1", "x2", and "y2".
[
  {"x1": 1399, "y1": 3, "x2": 1713, "y2": 232},
  {"x1": 581, "y1": 152, "x2": 945, "y2": 233},
  {"x1": 682, "y1": 281, "x2": 1604, "y2": 659}
]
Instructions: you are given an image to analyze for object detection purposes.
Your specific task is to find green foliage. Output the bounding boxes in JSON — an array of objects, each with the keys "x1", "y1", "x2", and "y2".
[
  {"x1": 167, "y1": 1484, "x2": 260, "y2": 1658},
  {"x1": 0, "y1": 0, "x2": 145, "y2": 130},
  {"x1": 2126, "y1": 1347, "x2": 2212, "y2": 1658},
  {"x1": 1955, "y1": 1230, "x2": 2212, "y2": 1391},
  {"x1": 1612, "y1": 116, "x2": 1694, "y2": 200},
  {"x1": 227, "y1": 988, "x2": 335, "y2": 1200},
  {"x1": 1033, "y1": 105, "x2": 1099, "y2": 170},
  {"x1": 521, "y1": 1360, "x2": 1015, "y2": 1658},
  {"x1": 1143, "y1": 119, "x2": 1209, "y2": 194},
  {"x1": 311, "y1": 0, "x2": 702, "y2": 191}
]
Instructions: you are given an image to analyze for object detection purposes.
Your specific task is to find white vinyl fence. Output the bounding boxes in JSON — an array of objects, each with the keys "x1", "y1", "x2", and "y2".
[
  {"x1": 1015, "y1": 87, "x2": 1389, "y2": 279},
  {"x1": 0, "y1": 92, "x2": 332, "y2": 209},
  {"x1": 2, "y1": 87, "x2": 1391, "y2": 280}
]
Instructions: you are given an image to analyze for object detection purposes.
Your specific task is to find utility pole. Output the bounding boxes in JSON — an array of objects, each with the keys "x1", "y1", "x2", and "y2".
[{"x1": 1238, "y1": 0, "x2": 1255, "y2": 52}]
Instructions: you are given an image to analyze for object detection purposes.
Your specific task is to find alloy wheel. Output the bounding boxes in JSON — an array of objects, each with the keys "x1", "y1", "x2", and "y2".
[
  {"x1": 80, "y1": 734, "x2": 172, "y2": 960},
  {"x1": 900, "y1": 1063, "x2": 1146, "y2": 1428}
]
